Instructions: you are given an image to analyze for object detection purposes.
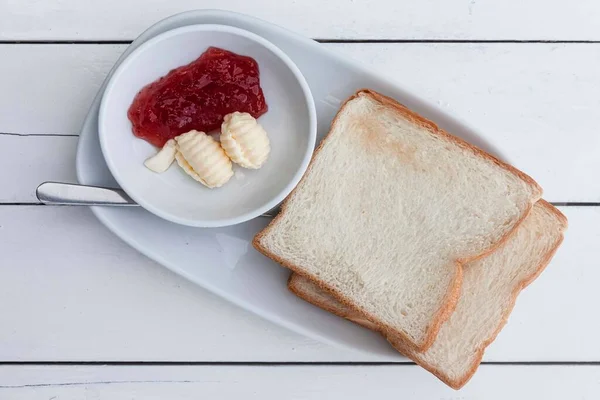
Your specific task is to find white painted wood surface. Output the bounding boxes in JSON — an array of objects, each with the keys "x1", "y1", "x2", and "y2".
[
  {"x1": 0, "y1": 205, "x2": 597, "y2": 361},
  {"x1": 2, "y1": 365, "x2": 600, "y2": 399},
  {"x1": 2, "y1": 0, "x2": 600, "y2": 396},
  {"x1": 2, "y1": 44, "x2": 599, "y2": 201},
  {"x1": 3, "y1": 0, "x2": 600, "y2": 40},
  {"x1": 0, "y1": 136, "x2": 77, "y2": 203}
]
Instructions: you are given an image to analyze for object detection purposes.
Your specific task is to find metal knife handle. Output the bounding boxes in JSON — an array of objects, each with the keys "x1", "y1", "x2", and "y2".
[
  {"x1": 36, "y1": 182, "x2": 137, "y2": 206},
  {"x1": 35, "y1": 182, "x2": 278, "y2": 217}
]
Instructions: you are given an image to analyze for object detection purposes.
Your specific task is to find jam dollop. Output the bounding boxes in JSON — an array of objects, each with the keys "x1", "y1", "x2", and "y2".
[{"x1": 128, "y1": 47, "x2": 268, "y2": 147}]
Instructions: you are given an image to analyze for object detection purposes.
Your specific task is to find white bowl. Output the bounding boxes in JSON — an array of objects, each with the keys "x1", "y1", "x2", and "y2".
[{"x1": 99, "y1": 24, "x2": 316, "y2": 227}]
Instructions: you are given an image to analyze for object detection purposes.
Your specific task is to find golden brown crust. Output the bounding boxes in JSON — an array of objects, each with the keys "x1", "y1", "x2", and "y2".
[
  {"x1": 370, "y1": 201, "x2": 566, "y2": 389},
  {"x1": 415, "y1": 262, "x2": 462, "y2": 351},
  {"x1": 360, "y1": 89, "x2": 542, "y2": 268},
  {"x1": 359, "y1": 89, "x2": 543, "y2": 198},
  {"x1": 289, "y1": 274, "x2": 423, "y2": 362},
  {"x1": 253, "y1": 88, "x2": 543, "y2": 353},
  {"x1": 287, "y1": 202, "x2": 566, "y2": 390},
  {"x1": 409, "y1": 202, "x2": 566, "y2": 389},
  {"x1": 256, "y1": 220, "x2": 447, "y2": 352},
  {"x1": 538, "y1": 199, "x2": 569, "y2": 228},
  {"x1": 288, "y1": 274, "x2": 379, "y2": 330}
]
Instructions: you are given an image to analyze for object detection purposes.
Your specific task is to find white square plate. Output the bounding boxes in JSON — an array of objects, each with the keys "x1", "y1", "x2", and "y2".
[{"x1": 76, "y1": 9, "x2": 500, "y2": 357}]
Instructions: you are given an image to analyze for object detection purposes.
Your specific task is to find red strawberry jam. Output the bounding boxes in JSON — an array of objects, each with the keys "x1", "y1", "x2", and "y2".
[{"x1": 128, "y1": 47, "x2": 268, "y2": 147}]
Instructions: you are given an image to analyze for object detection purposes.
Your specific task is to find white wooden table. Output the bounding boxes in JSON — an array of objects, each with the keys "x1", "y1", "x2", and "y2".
[{"x1": 2, "y1": 1, "x2": 599, "y2": 398}]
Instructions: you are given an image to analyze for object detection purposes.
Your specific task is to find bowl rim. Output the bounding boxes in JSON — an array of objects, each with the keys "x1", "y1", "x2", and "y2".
[{"x1": 98, "y1": 23, "x2": 317, "y2": 228}]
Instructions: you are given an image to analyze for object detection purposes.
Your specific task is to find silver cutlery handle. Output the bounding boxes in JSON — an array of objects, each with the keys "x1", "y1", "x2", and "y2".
[
  {"x1": 36, "y1": 182, "x2": 137, "y2": 206},
  {"x1": 35, "y1": 182, "x2": 278, "y2": 217}
]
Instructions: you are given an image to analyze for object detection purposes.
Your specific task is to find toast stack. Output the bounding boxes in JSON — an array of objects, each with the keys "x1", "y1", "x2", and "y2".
[{"x1": 253, "y1": 89, "x2": 567, "y2": 389}]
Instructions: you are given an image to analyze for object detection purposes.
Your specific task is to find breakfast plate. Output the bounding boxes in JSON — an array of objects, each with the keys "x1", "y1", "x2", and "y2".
[{"x1": 76, "y1": 9, "x2": 500, "y2": 357}]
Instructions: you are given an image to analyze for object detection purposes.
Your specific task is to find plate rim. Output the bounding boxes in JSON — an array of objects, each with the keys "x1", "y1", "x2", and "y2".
[{"x1": 75, "y1": 9, "x2": 499, "y2": 356}]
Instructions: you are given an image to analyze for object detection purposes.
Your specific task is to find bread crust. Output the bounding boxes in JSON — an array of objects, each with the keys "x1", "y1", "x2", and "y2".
[
  {"x1": 361, "y1": 89, "x2": 542, "y2": 199},
  {"x1": 392, "y1": 201, "x2": 567, "y2": 389},
  {"x1": 253, "y1": 89, "x2": 543, "y2": 353},
  {"x1": 289, "y1": 200, "x2": 567, "y2": 390},
  {"x1": 288, "y1": 274, "x2": 379, "y2": 331}
]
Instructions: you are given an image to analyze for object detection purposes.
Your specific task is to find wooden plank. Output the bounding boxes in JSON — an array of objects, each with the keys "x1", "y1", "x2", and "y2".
[
  {"x1": 2, "y1": 0, "x2": 600, "y2": 40},
  {"x1": 0, "y1": 205, "x2": 596, "y2": 362},
  {"x1": 1, "y1": 44, "x2": 599, "y2": 201},
  {"x1": 0, "y1": 204, "x2": 369, "y2": 362},
  {"x1": 0, "y1": 135, "x2": 77, "y2": 203},
  {"x1": 1, "y1": 364, "x2": 600, "y2": 398},
  {"x1": 0, "y1": 45, "x2": 123, "y2": 135}
]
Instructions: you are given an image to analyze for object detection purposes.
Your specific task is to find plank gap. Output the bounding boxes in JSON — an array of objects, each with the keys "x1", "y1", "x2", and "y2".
[
  {"x1": 4, "y1": 39, "x2": 600, "y2": 45},
  {"x1": 1, "y1": 361, "x2": 600, "y2": 366},
  {"x1": 0, "y1": 132, "x2": 78, "y2": 138},
  {"x1": 1, "y1": 203, "x2": 597, "y2": 207}
]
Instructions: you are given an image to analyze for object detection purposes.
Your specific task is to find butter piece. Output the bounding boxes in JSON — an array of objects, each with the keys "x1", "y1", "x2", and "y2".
[
  {"x1": 144, "y1": 139, "x2": 177, "y2": 173},
  {"x1": 220, "y1": 112, "x2": 270, "y2": 169},
  {"x1": 175, "y1": 130, "x2": 233, "y2": 188}
]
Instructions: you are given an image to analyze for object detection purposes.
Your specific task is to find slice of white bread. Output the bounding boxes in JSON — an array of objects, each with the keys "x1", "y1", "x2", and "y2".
[
  {"x1": 289, "y1": 200, "x2": 567, "y2": 389},
  {"x1": 254, "y1": 89, "x2": 542, "y2": 351}
]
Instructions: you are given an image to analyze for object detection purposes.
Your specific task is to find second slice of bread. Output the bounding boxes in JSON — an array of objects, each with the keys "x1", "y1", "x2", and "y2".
[
  {"x1": 254, "y1": 89, "x2": 542, "y2": 351},
  {"x1": 289, "y1": 200, "x2": 567, "y2": 388}
]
